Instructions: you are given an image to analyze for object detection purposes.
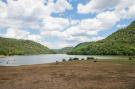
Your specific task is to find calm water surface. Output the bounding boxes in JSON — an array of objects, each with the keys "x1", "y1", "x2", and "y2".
[{"x1": 0, "y1": 54, "x2": 129, "y2": 66}]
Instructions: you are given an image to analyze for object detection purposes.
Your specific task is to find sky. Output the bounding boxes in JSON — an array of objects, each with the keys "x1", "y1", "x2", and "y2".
[{"x1": 0, "y1": 0, "x2": 135, "y2": 49}]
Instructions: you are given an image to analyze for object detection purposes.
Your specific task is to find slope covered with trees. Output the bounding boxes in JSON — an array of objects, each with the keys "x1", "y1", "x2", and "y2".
[
  {"x1": 69, "y1": 21, "x2": 135, "y2": 55},
  {"x1": 53, "y1": 47, "x2": 73, "y2": 54},
  {"x1": 0, "y1": 37, "x2": 55, "y2": 55}
]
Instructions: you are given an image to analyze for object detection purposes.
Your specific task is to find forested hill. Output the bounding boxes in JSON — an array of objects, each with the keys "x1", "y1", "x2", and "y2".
[
  {"x1": 52, "y1": 47, "x2": 73, "y2": 54},
  {"x1": 68, "y1": 21, "x2": 135, "y2": 55},
  {"x1": 0, "y1": 37, "x2": 55, "y2": 56}
]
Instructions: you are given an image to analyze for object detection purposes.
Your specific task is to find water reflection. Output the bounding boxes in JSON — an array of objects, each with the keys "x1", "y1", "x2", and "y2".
[{"x1": 0, "y1": 54, "x2": 129, "y2": 66}]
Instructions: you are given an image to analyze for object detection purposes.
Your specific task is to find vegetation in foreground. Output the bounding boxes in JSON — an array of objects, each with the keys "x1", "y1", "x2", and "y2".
[
  {"x1": 0, "y1": 58, "x2": 135, "y2": 89},
  {"x1": 0, "y1": 37, "x2": 55, "y2": 56},
  {"x1": 62, "y1": 56, "x2": 135, "y2": 65},
  {"x1": 69, "y1": 21, "x2": 135, "y2": 55}
]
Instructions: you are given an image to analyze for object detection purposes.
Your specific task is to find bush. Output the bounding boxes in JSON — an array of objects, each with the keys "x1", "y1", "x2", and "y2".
[
  {"x1": 62, "y1": 59, "x2": 66, "y2": 62},
  {"x1": 129, "y1": 57, "x2": 132, "y2": 60},
  {"x1": 56, "y1": 61, "x2": 59, "y2": 64},
  {"x1": 81, "y1": 58, "x2": 85, "y2": 60},
  {"x1": 73, "y1": 58, "x2": 79, "y2": 60},
  {"x1": 87, "y1": 57, "x2": 95, "y2": 60},
  {"x1": 68, "y1": 58, "x2": 73, "y2": 61},
  {"x1": 129, "y1": 56, "x2": 134, "y2": 60}
]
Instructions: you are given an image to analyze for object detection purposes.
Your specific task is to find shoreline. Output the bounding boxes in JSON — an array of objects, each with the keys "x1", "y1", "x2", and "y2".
[{"x1": 0, "y1": 55, "x2": 5, "y2": 58}]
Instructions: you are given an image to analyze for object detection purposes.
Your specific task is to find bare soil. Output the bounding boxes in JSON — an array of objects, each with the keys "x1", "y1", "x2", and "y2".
[{"x1": 0, "y1": 60, "x2": 135, "y2": 89}]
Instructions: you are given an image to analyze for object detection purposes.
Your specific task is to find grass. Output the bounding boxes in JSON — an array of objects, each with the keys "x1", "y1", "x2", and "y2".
[
  {"x1": 59, "y1": 58, "x2": 135, "y2": 65},
  {"x1": 99, "y1": 58, "x2": 135, "y2": 65}
]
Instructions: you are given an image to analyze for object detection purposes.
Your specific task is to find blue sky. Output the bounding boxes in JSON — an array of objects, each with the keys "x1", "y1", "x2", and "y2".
[{"x1": 0, "y1": 0, "x2": 135, "y2": 48}]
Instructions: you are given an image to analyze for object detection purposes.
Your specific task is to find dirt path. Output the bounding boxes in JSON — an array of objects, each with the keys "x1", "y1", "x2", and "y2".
[{"x1": 0, "y1": 60, "x2": 135, "y2": 89}]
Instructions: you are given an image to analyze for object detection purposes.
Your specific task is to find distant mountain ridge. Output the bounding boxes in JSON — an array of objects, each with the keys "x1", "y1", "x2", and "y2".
[
  {"x1": 53, "y1": 47, "x2": 73, "y2": 54},
  {"x1": 69, "y1": 21, "x2": 135, "y2": 55},
  {"x1": 0, "y1": 37, "x2": 55, "y2": 55}
]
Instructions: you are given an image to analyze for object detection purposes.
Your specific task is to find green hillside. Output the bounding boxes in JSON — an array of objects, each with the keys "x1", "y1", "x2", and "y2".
[
  {"x1": 0, "y1": 37, "x2": 55, "y2": 56},
  {"x1": 53, "y1": 47, "x2": 73, "y2": 54},
  {"x1": 69, "y1": 21, "x2": 135, "y2": 56}
]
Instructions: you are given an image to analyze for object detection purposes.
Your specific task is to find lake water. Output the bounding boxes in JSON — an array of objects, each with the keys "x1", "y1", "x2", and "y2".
[{"x1": 0, "y1": 54, "x2": 129, "y2": 66}]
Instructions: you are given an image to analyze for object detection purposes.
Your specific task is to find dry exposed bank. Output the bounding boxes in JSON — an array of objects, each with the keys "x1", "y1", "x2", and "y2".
[{"x1": 0, "y1": 59, "x2": 135, "y2": 89}]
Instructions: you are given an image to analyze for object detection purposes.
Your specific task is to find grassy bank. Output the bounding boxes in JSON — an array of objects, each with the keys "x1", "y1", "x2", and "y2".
[{"x1": 0, "y1": 59, "x2": 135, "y2": 89}]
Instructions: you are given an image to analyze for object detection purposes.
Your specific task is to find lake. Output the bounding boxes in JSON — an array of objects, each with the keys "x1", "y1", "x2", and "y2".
[{"x1": 0, "y1": 54, "x2": 129, "y2": 66}]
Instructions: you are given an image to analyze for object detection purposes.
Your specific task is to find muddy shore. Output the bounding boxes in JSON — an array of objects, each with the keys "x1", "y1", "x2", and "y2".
[{"x1": 0, "y1": 60, "x2": 135, "y2": 89}]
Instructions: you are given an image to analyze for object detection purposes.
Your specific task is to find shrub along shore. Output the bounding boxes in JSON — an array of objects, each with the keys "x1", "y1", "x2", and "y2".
[{"x1": 59, "y1": 56, "x2": 135, "y2": 65}]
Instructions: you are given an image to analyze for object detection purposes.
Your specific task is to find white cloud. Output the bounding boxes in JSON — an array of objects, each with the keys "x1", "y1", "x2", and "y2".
[
  {"x1": 44, "y1": 41, "x2": 75, "y2": 49},
  {"x1": 114, "y1": 0, "x2": 135, "y2": 19},
  {"x1": 80, "y1": 18, "x2": 102, "y2": 31},
  {"x1": 0, "y1": 1, "x2": 7, "y2": 18},
  {"x1": 0, "y1": 17, "x2": 43, "y2": 30},
  {"x1": 0, "y1": 0, "x2": 73, "y2": 28},
  {"x1": 7, "y1": 0, "x2": 47, "y2": 19},
  {"x1": 127, "y1": 5, "x2": 135, "y2": 18},
  {"x1": 4, "y1": 28, "x2": 42, "y2": 42},
  {"x1": 96, "y1": 11, "x2": 120, "y2": 28},
  {"x1": 40, "y1": 9, "x2": 122, "y2": 48},
  {"x1": 7, "y1": 0, "x2": 72, "y2": 19},
  {"x1": 53, "y1": 0, "x2": 72, "y2": 13},
  {"x1": 41, "y1": 17, "x2": 105, "y2": 46},
  {"x1": 77, "y1": 0, "x2": 135, "y2": 21},
  {"x1": 42, "y1": 16, "x2": 70, "y2": 31},
  {"x1": 78, "y1": 0, "x2": 120, "y2": 14},
  {"x1": 5, "y1": 28, "x2": 29, "y2": 39},
  {"x1": 116, "y1": 24, "x2": 127, "y2": 29},
  {"x1": 0, "y1": 0, "x2": 135, "y2": 48}
]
